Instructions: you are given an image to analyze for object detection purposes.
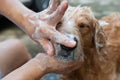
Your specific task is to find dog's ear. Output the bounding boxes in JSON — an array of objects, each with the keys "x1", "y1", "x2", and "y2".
[
  {"x1": 90, "y1": 20, "x2": 99, "y2": 48},
  {"x1": 94, "y1": 20, "x2": 108, "y2": 54}
]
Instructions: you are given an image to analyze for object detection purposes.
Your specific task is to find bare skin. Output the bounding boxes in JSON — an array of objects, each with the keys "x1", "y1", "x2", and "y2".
[
  {"x1": 0, "y1": 39, "x2": 31, "y2": 77},
  {"x1": 0, "y1": 0, "x2": 78, "y2": 79},
  {"x1": 0, "y1": 39, "x2": 79, "y2": 80},
  {"x1": 0, "y1": 0, "x2": 76, "y2": 56},
  {"x1": 2, "y1": 53, "x2": 80, "y2": 80}
]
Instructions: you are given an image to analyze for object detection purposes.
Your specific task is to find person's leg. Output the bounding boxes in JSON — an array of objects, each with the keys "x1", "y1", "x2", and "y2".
[
  {"x1": 0, "y1": 39, "x2": 31, "y2": 77},
  {"x1": 0, "y1": 70, "x2": 1, "y2": 79}
]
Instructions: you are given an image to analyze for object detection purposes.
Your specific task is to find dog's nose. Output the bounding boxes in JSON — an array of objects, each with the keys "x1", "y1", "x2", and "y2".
[
  {"x1": 60, "y1": 37, "x2": 77, "y2": 51},
  {"x1": 59, "y1": 35, "x2": 78, "y2": 58}
]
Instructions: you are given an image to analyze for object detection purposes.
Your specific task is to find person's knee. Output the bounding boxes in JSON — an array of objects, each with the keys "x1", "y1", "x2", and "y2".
[
  {"x1": 9, "y1": 39, "x2": 31, "y2": 60},
  {"x1": 0, "y1": 39, "x2": 31, "y2": 61},
  {"x1": 0, "y1": 39, "x2": 32, "y2": 77}
]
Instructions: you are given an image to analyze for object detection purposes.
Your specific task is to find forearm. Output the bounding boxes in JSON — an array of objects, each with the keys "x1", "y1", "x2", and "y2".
[
  {"x1": 0, "y1": 0, "x2": 35, "y2": 36},
  {"x1": 2, "y1": 59, "x2": 46, "y2": 80}
]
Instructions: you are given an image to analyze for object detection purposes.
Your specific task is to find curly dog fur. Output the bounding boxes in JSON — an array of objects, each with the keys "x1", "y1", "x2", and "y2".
[{"x1": 56, "y1": 6, "x2": 120, "y2": 80}]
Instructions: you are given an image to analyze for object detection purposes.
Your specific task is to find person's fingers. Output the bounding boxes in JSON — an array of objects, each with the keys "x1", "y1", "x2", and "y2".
[
  {"x1": 31, "y1": 27, "x2": 54, "y2": 56},
  {"x1": 47, "y1": 0, "x2": 60, "y2": 14},
  {"x1": 36, "y1": 26, "x2": 76, "y2": 48},
  {"x1": 38, "y1": 39, "x2": 54, "y2": 56},
  {"x1": 44, "y1": 28, "x2": 76, "y2": 48},
  {"x1": 47, "y1": 0, "x2": 68, "y2": 25}
]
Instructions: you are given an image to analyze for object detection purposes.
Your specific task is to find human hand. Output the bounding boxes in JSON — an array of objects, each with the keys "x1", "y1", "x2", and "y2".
[
  {"x1": 2, "y1": 53, "x2": 81, "y2": 80},
  {"x1": 33, "y1": 53, "x2": 81, "y2": 74},
  {"x1": 25, "y1": 0, "x2": 76, "y2": 56},
  {"x1": 0, "y1": 0, "x2": 76, "y2": 56}
]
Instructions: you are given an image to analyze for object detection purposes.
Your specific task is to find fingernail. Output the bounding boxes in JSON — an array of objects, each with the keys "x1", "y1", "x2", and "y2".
[
  {"x1": 63, "y1": 0, "x2": 68, "y2": 4},
  {"x1": 68, "y1": 40, "x2": 76, "y2": 48},
  {"x1": 65, "y1": 34, "x2": 77, "y2": 48},
  {"x1": 61, "y1": 0, "x2": 68, "y2": 11}
]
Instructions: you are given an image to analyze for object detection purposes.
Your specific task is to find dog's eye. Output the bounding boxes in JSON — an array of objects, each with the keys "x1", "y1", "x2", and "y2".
[
  {"x1": 79, "y1": 23, "x2": 89, "y2": 35},
  {"x1": 79, "y1": 23, "x2": 88, "y2": 29},
  {"x1": 56, "y1": 22, "x2": 62, "y2": 29},
  {"x1": 57, "y1": 22, "x2": 62, "y2": 26}
]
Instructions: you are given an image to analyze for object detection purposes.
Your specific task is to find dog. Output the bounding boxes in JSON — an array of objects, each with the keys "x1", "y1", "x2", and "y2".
[
  {"x1": 2, "y1": 5, "x2": 120, "y2": 80},
  {"x1": 53, "y1": 6, "x2": 120, "y2": 80}
]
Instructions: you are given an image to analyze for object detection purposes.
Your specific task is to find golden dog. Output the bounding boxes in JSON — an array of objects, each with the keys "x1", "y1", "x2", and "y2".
[
  {"x1": 2, "y1": 6, "x2": 120, "y2": 80},
  {"x1": 54, "y1": 6, "x2": 120, "y2": 80}
]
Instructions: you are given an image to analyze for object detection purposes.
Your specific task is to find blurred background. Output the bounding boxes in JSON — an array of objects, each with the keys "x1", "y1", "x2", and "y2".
[{"x1": 0, "y1": 0, "x2": 120, "y2": 80}]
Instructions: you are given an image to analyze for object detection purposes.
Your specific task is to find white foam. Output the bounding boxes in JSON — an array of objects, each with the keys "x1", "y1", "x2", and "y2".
[{"x1": 99, "y1": 20, "x2": 109, "y2": 27}]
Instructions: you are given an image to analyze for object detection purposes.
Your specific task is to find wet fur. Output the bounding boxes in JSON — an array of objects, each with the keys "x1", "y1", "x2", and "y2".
[{"x1": 57, "y1": 6, "x2": 120, "y2": 80}]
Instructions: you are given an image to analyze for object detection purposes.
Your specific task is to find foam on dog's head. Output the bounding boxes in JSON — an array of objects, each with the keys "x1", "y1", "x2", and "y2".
[{"x1": 99, "y1": 20, "x2": 109, "y2": 27}]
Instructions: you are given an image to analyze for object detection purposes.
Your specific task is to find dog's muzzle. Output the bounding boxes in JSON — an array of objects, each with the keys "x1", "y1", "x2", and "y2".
[{"x1": 55, "y1": 34, "x2": 78, "y2": 62}]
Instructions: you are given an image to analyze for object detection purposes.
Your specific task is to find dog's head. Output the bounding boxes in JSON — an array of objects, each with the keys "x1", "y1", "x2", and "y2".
[{"x1": 54, "y1": 6, "x2": 99, "y2": 63}]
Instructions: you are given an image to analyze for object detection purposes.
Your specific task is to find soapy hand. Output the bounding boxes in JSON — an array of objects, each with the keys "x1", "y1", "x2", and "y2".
[
  {"x1": 2, "y1": 53, "x2": 81, "y2": 80},
  {"x1": 26, "y1": 0, "x2": 76, "y2": 56},
  {"x1": 34, "y1": 53, "x2": 80, "y2": 74}
]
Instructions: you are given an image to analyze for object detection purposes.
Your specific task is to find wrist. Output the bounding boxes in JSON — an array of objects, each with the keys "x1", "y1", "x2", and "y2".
[
  {"x1": 21, "y1": 12, "x2": 37, "y2": 36},
  {"x1": 25, "y1": 59, "x2": 47, "y2": 79},
  {"x1": 2, "y1": 59, "x2": 47, "y2": 80},
  {"x1": 0, "y1": 0, "x2": 36, "y2": 37}
]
